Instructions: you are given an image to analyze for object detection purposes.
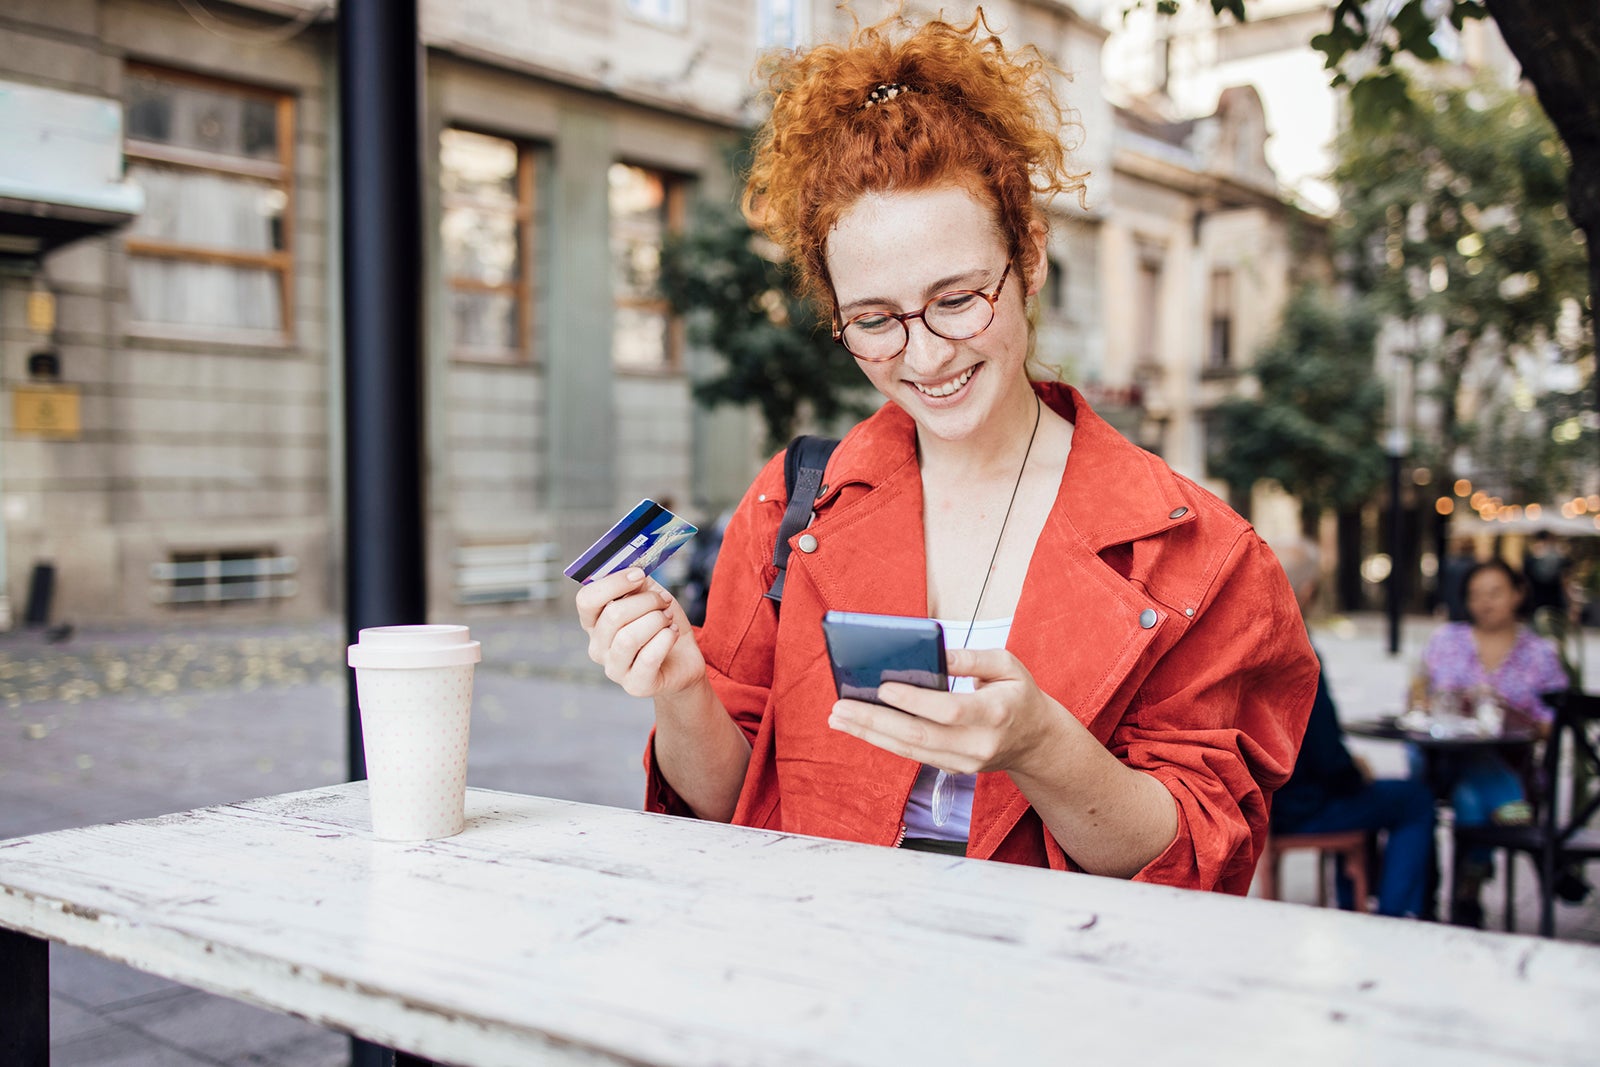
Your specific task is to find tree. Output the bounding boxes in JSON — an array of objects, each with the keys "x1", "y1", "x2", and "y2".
[
  {"x1": 659, "y1": 198, "x2": 873, "y2": 451},
  {"x1": 1331, "y1": 75, "x2": 1587, "y2": 502},
  {"x1": 1131, "y1": 1, "x2": 1598, "y2": 412},
  {"x1": 1209, "y1": 284, "x2": 1388, "y2": 533}
]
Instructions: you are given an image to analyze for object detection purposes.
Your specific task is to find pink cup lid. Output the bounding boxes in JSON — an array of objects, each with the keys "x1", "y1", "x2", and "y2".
[{"x1": 347, "y1": 624, "x2": 482, "y2": 669}]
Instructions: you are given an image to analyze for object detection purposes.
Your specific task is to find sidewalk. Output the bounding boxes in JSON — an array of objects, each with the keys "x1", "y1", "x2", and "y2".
[{"x1": 3, "y1": 610, "x2": 1596, "y2": 1065}]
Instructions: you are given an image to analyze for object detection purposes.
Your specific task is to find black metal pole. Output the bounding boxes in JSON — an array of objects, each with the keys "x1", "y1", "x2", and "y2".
[
  {"x1": 1387, "y1": 446, "x2": 1404, "y2": 656},
  {"x1": 340, "y1": 0, "x2": 426, "y2": 780},
  {"x1": 338, "y1": 3, "x2": 426, "y2": 1063}
]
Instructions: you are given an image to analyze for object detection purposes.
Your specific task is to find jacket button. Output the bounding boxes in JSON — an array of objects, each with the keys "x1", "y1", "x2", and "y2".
[
  {"x1": 797, "y1": 534, "x2": 819, "y2": 553},
  {"x1": 1139, "y1": 608, "x2": 1158, "y2": 629},
  {"x1": 1169, "y1": 506, "x2": 1188, "y2": 520},
  {"x1": 1185, "y1": 607, "x2": 1195, "y2": 617}
]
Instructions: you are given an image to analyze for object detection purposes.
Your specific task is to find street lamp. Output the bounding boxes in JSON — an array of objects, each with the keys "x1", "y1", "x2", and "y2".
[
  {"x1": 1385, "y1": 425, "x2": 1409, "y2": 656},
  {"x1": 1383, "y1": 341, "x2": 1417, "y2": 656}
]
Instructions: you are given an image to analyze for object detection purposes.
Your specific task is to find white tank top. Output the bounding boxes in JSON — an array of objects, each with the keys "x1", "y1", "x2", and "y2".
[{"x1": 900, "y1": 615, "x2": 1014, "y2": 842}]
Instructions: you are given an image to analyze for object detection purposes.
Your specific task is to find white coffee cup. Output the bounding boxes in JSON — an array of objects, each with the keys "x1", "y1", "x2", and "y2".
[{"x1": 347, "y1": 624, "x2": 482, "y2": 841}]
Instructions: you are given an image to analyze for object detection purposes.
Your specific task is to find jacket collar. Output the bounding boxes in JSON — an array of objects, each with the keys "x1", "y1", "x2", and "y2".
[{"x1": 821, "y1": 382, "x2": 1196, "y2": 553}]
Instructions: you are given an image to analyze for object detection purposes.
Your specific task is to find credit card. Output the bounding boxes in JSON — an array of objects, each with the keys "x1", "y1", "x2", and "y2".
[{"x1": 564, "y1": 499, "x2": 698, "y2": 584}]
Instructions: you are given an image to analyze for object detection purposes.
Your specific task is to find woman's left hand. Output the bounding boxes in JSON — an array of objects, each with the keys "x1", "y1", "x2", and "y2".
[{"x1": 827, "y1": 647, "x2": 1068, "y2": 776}]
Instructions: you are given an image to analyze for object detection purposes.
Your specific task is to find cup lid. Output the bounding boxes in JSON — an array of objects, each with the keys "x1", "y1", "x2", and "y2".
[{"x1": 347, "y1": 624, "x2": 482, "y2": 669}]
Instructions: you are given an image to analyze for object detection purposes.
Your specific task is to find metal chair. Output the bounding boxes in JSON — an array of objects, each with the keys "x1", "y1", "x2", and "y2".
[
  {"x1": 1451, "y1": 689, "x2": 1600, "y2": 936},
  {"x1": 1259, "y1": 829, "x2": 1371, "y2": 912}
]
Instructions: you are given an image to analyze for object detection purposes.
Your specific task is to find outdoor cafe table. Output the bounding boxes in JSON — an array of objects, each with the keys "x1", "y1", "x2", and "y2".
[{"x1": 3, "y1": 784, "x2": 1599, "y2": 1066}]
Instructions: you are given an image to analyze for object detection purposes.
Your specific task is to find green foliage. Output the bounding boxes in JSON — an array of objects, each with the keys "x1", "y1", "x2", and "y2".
[
  {"x1": 1209, "y1": 286, "x2": 1388, "y2": 518},
  {"x1": 1332, "y1": 75, "x2": 1590, "y2": 501},
  {"x1": 1333, "y1": 76, "x2": 1585, "y2": 359},
  {"x1": 659, "y1": 199, "x2": 872, "y2": 451}
]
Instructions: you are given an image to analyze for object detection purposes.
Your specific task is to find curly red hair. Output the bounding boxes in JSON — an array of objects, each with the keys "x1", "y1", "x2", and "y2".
[{"x1": 743, "y1": 9, "x2": 1088, "y2": 308}]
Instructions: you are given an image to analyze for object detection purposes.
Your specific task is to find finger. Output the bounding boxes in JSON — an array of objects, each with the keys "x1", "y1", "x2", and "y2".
[
  {"x1": 829, "y1": 698, "x2": 944, "y2": 754},
  {"x1": 593, "y1": 587, "x2": 671, "y2": 643},
  {"x1": 620, "y1": 626, "x2": 678, "y2": 697},
  {"x1": 829, "y1": 704, "x2": 969, "y2": 771},
  {"x1": 875, "y1": 682, "x2": 962, "y2": 725},
  {"x1": 574, "y1": 568, "x2": 649, "y2": 628},
  {"x1": 944, "y1": 646, "x2": 1018, "y2": 682},
  {"x1": 608, "y1": 607, "x2": 674, "y2": 675}
]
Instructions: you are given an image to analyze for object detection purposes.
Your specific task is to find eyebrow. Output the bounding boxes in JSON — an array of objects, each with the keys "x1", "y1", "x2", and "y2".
[{"x1": 837, "y1": 266, "x2": 993, "y2": 316}]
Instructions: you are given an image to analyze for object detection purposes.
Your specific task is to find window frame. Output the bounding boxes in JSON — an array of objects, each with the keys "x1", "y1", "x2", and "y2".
[
  {"x1": 440, "y1": 128, "x2": 539, "y2": 365},
  {"x1": 122, "y1": 63, "x2": 297, "y2": 343},
  {"x1": 1206, "y1": 267, "x2": 1235, "y2": 374},
  {"x1": 610, "y1": 163, "x2": 687, "y2": 376}
]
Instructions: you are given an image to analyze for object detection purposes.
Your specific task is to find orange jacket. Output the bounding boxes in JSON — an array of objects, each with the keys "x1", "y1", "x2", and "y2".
[{"x1": 647, "y1": 383, "x2": 1317, "y2": 893}]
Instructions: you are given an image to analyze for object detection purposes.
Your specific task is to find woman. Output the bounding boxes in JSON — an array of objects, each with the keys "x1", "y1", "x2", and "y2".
[
  {"x1": 1420, "y1": 558, "x2": 1569, "y2": 923},
  {"x1": 576, "y1": 12, "x2": 1317, "y2": 891}
]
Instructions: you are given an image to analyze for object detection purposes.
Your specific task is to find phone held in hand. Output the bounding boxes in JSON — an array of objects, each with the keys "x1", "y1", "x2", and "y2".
[
  {"x1": 821, "y1": 611, "x2": 947, "y2": 706},
  {"x1": 564, "y1": 499, "x2": 698, "y2": 585}
]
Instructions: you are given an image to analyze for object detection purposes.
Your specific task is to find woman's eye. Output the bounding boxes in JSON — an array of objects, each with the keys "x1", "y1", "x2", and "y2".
[
  {"x1": 936, "y1": 292, "x2": 979, "y2": 312},
  {"x1": 851, "y1": 314, "x2": 896, "y2": 333}
]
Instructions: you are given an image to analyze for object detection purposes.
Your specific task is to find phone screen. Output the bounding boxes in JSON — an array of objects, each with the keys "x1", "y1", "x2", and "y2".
[{"x1": 821, "y1": 611, "x2": 947, "y2": 705}]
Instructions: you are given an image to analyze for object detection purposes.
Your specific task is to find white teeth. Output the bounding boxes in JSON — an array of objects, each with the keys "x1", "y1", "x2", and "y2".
[{"x1": 913, "y1": 366, "x2": 975, "y2": 398}]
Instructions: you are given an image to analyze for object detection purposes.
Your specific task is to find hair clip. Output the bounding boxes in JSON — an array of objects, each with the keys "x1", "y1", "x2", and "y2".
[{"x1": 861, "y1": 83, "x2": 914, "y2": 109}]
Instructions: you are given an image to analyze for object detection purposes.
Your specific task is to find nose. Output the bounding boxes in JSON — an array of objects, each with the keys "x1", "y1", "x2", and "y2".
[{"x1": 898, "y1": 314, "x2": 955, "y2": 374}]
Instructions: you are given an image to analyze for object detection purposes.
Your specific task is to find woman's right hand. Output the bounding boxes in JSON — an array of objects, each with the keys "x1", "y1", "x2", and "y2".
[{"x1": 575, "y1": 569, "x2": 706, "y2": 698}]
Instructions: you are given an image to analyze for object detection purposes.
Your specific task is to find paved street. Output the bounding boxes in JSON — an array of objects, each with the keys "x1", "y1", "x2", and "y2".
[{"x1": 3, "y1": 610, "x2": 1597, "y2": 1065}]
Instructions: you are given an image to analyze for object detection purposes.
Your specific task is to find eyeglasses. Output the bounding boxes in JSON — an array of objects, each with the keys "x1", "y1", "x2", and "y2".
[{"x1": 832, "y1": 262, "x2": 1012, "y2": 362}]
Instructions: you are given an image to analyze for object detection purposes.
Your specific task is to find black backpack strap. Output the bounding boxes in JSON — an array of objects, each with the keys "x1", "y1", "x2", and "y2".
[{"x1": 765, "y1": 434, "x2": 840, "y2": 606}]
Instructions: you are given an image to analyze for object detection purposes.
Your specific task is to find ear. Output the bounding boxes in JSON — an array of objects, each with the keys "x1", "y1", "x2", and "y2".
[{"x1": 1022, "y1": 219, "x2": 1050, "y2": 298}]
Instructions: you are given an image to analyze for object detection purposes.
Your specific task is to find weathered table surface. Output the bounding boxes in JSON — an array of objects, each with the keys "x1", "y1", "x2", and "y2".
[{"x1": 2, "y1": 783, "x2": 1598, "y2": 1066}]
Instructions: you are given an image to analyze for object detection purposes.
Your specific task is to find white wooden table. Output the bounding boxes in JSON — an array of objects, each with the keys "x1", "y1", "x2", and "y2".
[{"x1": 2, "y1": 783, "x2": 1598, "y2": 1066}]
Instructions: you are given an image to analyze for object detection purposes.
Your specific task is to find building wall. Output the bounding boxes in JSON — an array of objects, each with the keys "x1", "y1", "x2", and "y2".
[
  {"x1": 1, "y1": 0, "x2": 1129, "y2": 626},
  {"x1": 2, "y1": 0, "x2": 334, "y2": 625}
]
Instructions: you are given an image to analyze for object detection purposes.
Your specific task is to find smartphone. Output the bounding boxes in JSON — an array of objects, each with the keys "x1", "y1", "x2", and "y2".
[
  {"x1": 564, "y1": 499, "x2": 698, "y2": 585},
  {"x1": 821, "y1": 611, "x2": 947, "y2": 705}
]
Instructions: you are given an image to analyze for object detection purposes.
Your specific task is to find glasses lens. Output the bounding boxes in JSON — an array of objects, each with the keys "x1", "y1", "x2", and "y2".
[
  {"x1": 924, "y1": 291, "x2": 995, "y2": 341},
  {"x1": 840, "y1": 317, "x2": 908, "y2": 361}
]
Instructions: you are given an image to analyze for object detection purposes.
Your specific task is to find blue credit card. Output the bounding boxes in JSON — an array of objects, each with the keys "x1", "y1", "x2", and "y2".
[{"x1": 564, "y1": 499, "x2": 698, "y2": 584}]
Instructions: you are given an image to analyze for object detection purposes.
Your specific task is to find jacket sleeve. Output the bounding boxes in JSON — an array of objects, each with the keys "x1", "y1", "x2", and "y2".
[
  {"x1": 1110, "y1": 530, "x2": 1319, "y2": 893},
  {"x1": 642, "y1": 454, "x2": 788, "y2": 815}
]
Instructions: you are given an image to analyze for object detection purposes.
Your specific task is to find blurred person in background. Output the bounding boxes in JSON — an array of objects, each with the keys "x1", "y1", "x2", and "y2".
[
  {"x1": 1271, "y1": 539, "x2": 1436, "y2": 919},
  {"x1": 1419, "y1": 559, "x2": 1569, "y2": 926},
  {"x1": 1523, "y1": 530, "x2": 1571, "y2": 621},
  {"x1": 1436, "y1": 537, "x2": 1477, "y2": 623}
]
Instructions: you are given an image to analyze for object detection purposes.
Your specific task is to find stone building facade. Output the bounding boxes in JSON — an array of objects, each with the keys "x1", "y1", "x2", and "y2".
[{"x1": 0, "y1": 0, "x2": 1116, "y2": 626}]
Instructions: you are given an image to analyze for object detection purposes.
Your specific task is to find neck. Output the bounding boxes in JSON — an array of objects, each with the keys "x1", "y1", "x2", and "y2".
[
  {"x1": 1475, "y1": 620, "x2": 1516, "y2": 638},
  {"x1": 915, "y1": 379, "x2": 1042, "y2": 480}
]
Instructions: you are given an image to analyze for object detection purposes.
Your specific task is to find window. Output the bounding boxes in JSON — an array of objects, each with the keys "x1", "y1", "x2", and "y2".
[
  {"x1": 123, "y1": 66, "x2": 294, "y2": 339},
  {"x1": 150, "y1": 549, "x2": 298, "y2": 605},
  {"x1": 758, "y1": 0, "x2": 808, "y2": 49},
  {"x1": 627, "y1": 0, "x2": 686, "y2": 28},
  {"x1": 610, "y1": 163, "x2": 684, "y2": 372},
  {"x1": 1136, "y1": 250, "x2": 1164, "y2": 367},
  {"x1": 1043, "y1": 255, "x2": 1068, "y2": 317},
  {"x1": 440, "y1": 129, "x2": 535, "y2": 361},
  {"x1": 1208, "y1": 268, "x2": 1234, "y2": 371}
]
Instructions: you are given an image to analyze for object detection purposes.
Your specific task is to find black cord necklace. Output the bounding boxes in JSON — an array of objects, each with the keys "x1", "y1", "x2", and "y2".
[
  {"x1": 930, "y1": 391, "x2": 1043, "y2": 827},
  {"x1": 959, "y1": 391, "x2": 1043, "y2": 649}
]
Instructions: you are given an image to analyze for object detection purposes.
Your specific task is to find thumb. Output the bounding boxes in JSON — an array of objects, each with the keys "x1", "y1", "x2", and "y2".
[{"x1": 944, "y1": 646, "x2": 1014, "y2": 682}]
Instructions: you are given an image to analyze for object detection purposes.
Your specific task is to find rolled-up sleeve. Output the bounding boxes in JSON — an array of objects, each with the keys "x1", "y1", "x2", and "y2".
[
  {"x1": 1111, "y1": 531, "x2": 1318, "y2": 893},
  {"x1": 642, "y1": 455, "x2": 786, "y2": 815}
]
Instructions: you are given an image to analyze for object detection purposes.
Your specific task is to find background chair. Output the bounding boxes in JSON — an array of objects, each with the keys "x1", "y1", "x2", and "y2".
[
  {"x1": 1259, "y1": 829, "x2": 1371, "y2": 912},
  {"x1": 1451, "y1": 689, "x2": 1600, "y2": 936}
]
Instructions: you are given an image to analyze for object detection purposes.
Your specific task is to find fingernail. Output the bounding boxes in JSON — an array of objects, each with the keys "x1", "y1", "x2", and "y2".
[{"x1": 628, "y1": 569, "x2": 645, "y2": 582}]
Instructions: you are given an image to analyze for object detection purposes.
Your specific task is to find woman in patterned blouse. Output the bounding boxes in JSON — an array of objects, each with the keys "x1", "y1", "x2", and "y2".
[{"x1": 1420, "y1": 558, "x2": 1569, "y2": 925}]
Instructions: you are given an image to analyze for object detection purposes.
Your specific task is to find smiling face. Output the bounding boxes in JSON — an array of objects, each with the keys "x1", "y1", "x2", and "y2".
[{"x1": 825, "y1": 183, "x2": 1045, "y2": 448}]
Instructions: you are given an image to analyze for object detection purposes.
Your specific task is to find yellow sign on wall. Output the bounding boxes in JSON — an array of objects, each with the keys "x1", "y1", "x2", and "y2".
[{"x1": 13, "y1": 384, "x2": 81, "y2": 439}]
